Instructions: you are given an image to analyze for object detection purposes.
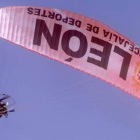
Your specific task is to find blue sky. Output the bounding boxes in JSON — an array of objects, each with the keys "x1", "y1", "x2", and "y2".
[{"x1": 0, "y1": 0, "x2": 140, "y2": 140}]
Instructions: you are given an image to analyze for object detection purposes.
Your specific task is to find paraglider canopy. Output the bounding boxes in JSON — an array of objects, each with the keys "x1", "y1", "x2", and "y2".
[{"x1": 0, "y1": 6, "x2": 140, "y2": 99}]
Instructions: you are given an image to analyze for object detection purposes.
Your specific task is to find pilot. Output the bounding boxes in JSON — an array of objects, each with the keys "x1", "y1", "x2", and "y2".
[{"x1": 0, "y1": 102, "x2": 8, "y2": 118}]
